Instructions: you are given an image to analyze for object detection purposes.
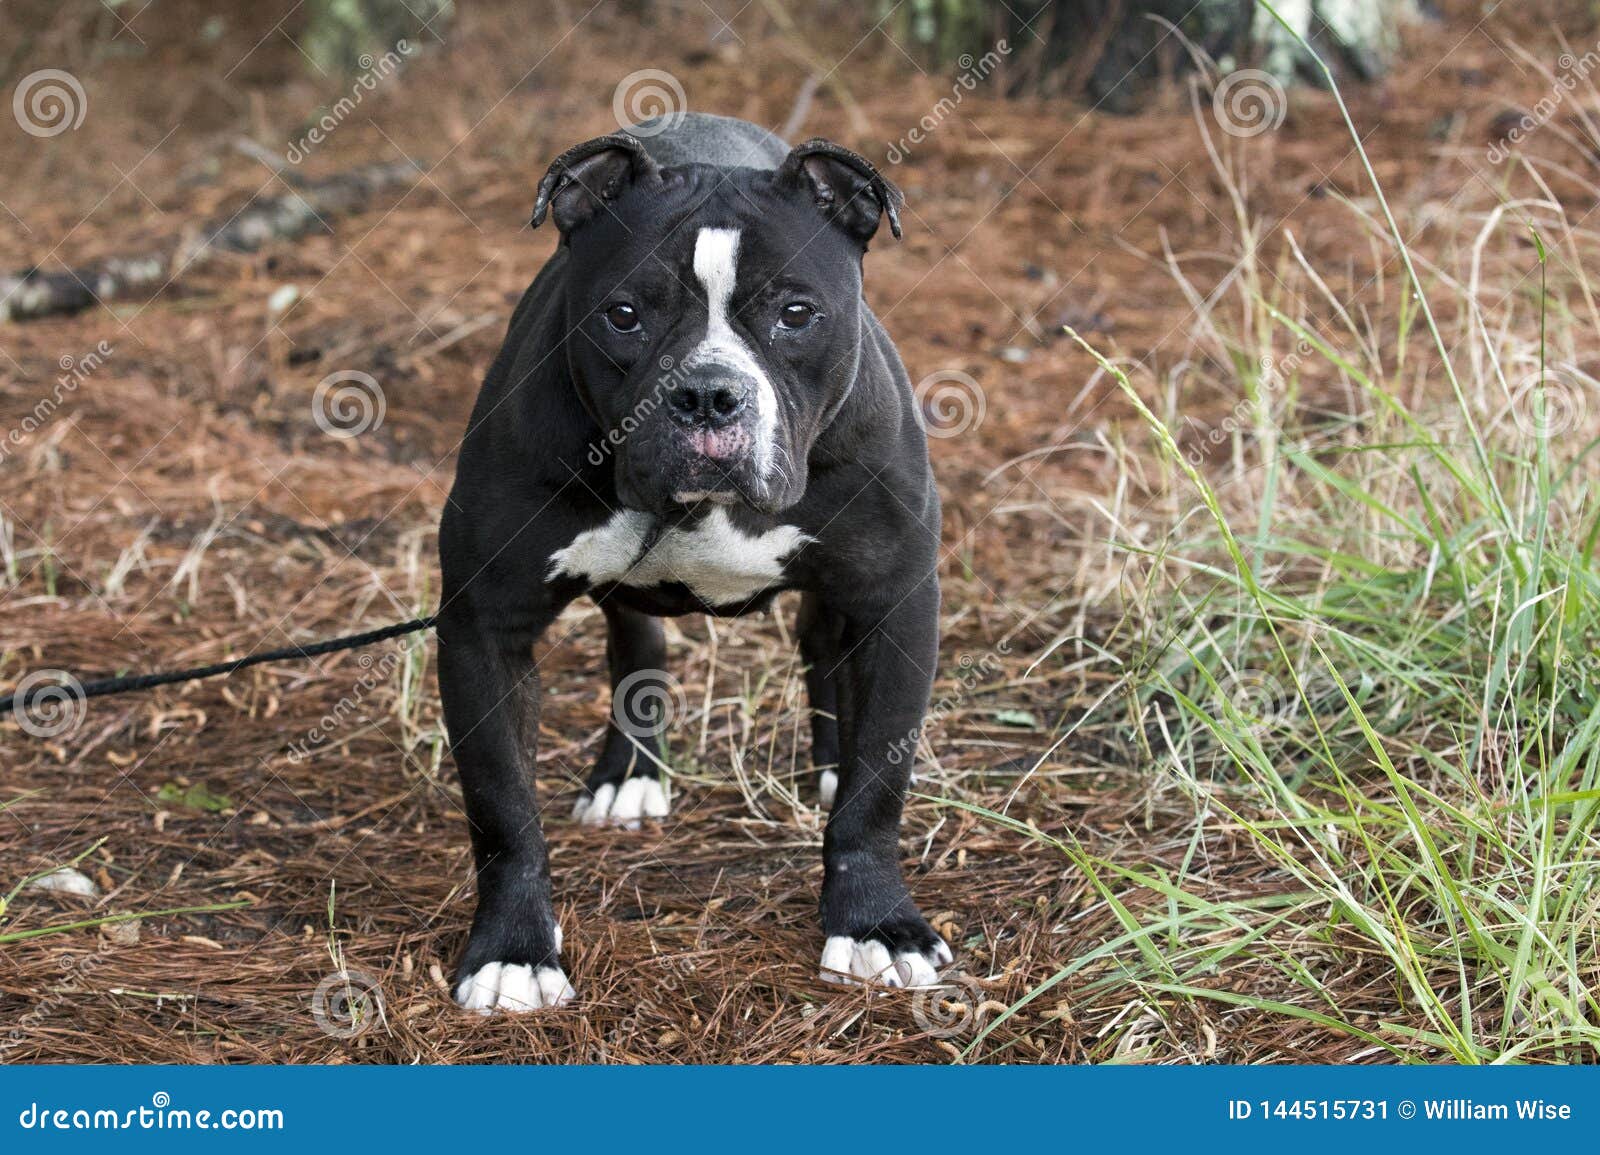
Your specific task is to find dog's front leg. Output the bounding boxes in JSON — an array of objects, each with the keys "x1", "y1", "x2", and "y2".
[
  {"x1": 819, "y1": 574, "x2": 953, "y2": 987},
  {"x1": 438, "y1": 597, "x2": 576, "y2": 1013}
]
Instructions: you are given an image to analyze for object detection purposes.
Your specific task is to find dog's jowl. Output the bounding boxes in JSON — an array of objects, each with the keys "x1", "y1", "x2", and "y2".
[{"x1": 438, "y1": 113, "x2": 951, "y2": 1012}]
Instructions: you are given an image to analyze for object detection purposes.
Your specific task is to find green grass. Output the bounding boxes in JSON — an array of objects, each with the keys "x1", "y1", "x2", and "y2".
[{"x1": 960, "y1": 9, "x2": 1600, "y2": 1063}]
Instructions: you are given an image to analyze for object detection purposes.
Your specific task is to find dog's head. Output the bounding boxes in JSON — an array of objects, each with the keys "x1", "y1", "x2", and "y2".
[{"x1": 532, "y1": 132, "x2": 901, "y2": 515}]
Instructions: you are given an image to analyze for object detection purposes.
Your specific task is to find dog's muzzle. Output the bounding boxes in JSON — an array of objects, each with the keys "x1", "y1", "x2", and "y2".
[
  {"x1": 667, "y1": 372, "x2": 750, "y2": 435},
  {"x1": 664, "y1": 371, "x2": 763, "y2": 505}
]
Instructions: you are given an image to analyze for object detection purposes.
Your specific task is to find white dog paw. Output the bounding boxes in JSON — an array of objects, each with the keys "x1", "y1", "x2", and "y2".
[
  {"x1": 454, "y1": 961, "x2": 577, "y2": 1014},
  {"x1": 818, "y1": 769, "x2": 837, "y2": 810},
  {"x1": 819, "y1": 935, "x2": 953, "y2": 988},
  {"x1": 573, "y1": 777, "x2": 669, "y2": 829}
]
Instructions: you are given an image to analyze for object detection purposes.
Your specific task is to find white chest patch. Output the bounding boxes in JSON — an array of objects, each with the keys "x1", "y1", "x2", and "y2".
[{"x1": 548, "y1": 508, "x2": 812, "y2": 606}]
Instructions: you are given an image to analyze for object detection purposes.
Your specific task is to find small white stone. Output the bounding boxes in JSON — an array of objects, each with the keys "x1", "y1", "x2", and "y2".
[
  {"x1": 27, "y1": 867, "x2": 99, "y2": 898},
  {"x1": 267, "y1": 284, "x2": 300, "y2": 317}
]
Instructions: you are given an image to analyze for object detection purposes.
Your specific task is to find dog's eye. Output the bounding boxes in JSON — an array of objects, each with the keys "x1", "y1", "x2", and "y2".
[
  {"x1": 778, "y1": 302, "x2": 817, "y2": 330},
  {"x1": 604, "y1": 303, "x2": 641, "y2": 333}
]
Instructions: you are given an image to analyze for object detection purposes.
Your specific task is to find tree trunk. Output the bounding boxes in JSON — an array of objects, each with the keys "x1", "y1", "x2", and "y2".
[
  {"x1": 1251, "y1": 0, "x2": 1431, "y2": 83},
  {"x1": 899, "y1": 0, "x2": 1430, "y2": 107}
]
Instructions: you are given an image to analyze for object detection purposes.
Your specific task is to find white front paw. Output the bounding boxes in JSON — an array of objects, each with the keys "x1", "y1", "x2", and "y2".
[
  {"x1": 819, "y1": 935, "x2": 953, "y2": 988},
  {"x1": 573, "y1": 777, "x2": 669, "y2": 829},
  {"x1": 454, "y1": 961, "x2": 577, "y2": 1014}
]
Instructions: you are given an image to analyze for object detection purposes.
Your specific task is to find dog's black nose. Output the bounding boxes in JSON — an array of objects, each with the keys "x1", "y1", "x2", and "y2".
[{"x1": 668, "y1": 376, "x2": 749, "y2": 428}]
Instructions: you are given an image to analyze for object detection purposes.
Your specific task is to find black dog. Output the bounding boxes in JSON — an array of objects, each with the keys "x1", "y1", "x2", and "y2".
[{"x1": 438, "y1": 113, "x2": 949, "y2": 1011}]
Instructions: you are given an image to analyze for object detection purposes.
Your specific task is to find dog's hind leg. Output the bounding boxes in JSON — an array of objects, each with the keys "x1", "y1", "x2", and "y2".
[
  {"x1": 573, "y1": 602, "x2": 671, "y2": 828},
  {"x1": 797, "y1": 591, "x2": 845, "y2": 808}
]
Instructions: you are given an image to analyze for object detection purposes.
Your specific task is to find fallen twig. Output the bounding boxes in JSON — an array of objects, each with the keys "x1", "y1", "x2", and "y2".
[{"x1": 1, "y1": 159, "x2": 423, "y2": 324}]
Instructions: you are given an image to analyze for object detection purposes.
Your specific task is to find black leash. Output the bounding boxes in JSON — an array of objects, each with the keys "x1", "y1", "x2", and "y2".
[{"x1": 1, "y1": 616, "x2": 436, "y2": 718}]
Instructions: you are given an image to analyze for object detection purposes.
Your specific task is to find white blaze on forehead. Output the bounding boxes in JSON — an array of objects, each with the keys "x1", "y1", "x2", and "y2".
[
  {"x1": 686, "y1": 227, "x2": 778, "y2": 480},
  {"x1": 692, "y1": 227, "x2": 741, "y2": 322}
]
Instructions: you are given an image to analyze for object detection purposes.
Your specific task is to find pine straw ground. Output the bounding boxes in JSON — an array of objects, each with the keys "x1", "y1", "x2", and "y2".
[{"x1": 2, "y1": 1, "x2": 1597, "y2": 1063}]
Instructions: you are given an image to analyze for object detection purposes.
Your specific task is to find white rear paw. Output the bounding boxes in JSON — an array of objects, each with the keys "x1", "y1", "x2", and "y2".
[
  {"x1": 818, "y1": 769, "x2": 837, "y2": 810},
  {"x1": 455, "y1": 962, "x2": 576, "y2": 1014},
  {"x1": 819, "y1": 935, "x2": 953, "y2": 988},
  {"x1": 573, "y1": 777, "x2": 669, "y2": 829}
]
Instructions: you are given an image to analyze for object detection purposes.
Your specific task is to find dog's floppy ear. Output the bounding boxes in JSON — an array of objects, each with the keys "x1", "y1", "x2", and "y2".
[
  {"x1": 776, "y1": 139, "x2": 903, "y2": 245},
  {"x1": 532, "y1": 133, "x2": 662, "y2": 235}
]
